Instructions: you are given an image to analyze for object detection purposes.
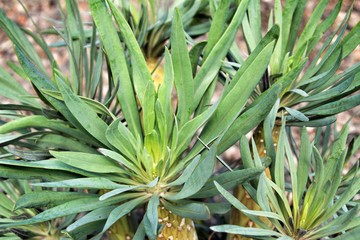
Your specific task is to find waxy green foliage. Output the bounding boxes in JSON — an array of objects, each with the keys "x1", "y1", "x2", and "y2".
[
  {"x1": 0, "y1": 0, "x2": 359, "y2": 239},
  {"x1": 212, "y1": 123, "x2": 360, "y2": 239},
  {"x1": 0, "y1": 0, "x2": 278, "y2": 238}
]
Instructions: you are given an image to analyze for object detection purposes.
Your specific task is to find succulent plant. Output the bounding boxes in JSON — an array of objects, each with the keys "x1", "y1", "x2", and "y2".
[
  {"x1": 0, "y1": 0, "x2": 359, "y2": 239},
  {"x1": 223, "y1": 1, "x2": 360, "y2": 236},
  {"x1": 212, "y1": 122, "x2": 360, "y2": 239},
  {"x1": 0, "y1": 0, "x2": 280, "y2": 238}
]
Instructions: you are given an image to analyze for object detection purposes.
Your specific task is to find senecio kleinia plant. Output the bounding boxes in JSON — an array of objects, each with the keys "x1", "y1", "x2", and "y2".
[
  {"x1": 0, "y1": 0, "x2": 359, "y2": 239},
  {"x1": 212, "y1": 122, "x2": 360, "y2": 240}
]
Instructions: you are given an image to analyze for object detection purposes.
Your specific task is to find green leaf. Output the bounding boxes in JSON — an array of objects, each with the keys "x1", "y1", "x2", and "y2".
[
  {"x1": 0, "y1": 9, "x2": 45, "y2": 72},
  {"x1": 107, "y1": 0, "x2": 156, "y2": 135},
  {"x1": 0, "y1": 193, "x2": 140, "y2": 228},
  {"x1": 210, "y1": 225, "x2": 283, "y2": 237},
  {"x1": 285, "y1": 0, "x2": 307, "y2": 53},
  {"x1": 0, "y1": 131, "x2": 46, "y2": 148},
  {"x1": 310, "y1": 205, "x2": 360, "y2": 239},
  {"x1": 205, "y1": 0, "x2": 231, "y2": 58},
  {"x1": 0, "y1": 115, "x2": 97, "y2": 146},
  {"x1": 239, "y1": 135, "x2": 255, "y2": 170},
  {"x1": 0, "y1": 163, "x2": 80, "y2": 181},
  {"x1": 50, "y1": 151, "x2": 121, "y2": 173},
  {"x1": 296, "y1": 128, "x2": 311, "y2": 202},
  {"x1": 99, "y1": 177, "x2": 158, "y2": 201},
  {"x1": 324, "y1": 123, "x2": 348, "y2": 186},
  {"x1": 144, "y1": 194, "x2": 159, "y2": 240},
  {"x1": 98, "y1": 186, "x2": 141, "y2": 201},
  {"x1": 36, "y1": 133, "x2": 98, "y2": 154},
  {"x1": 0, "y1": 67, "x2": 40, "y2": 107},
  {"x1": 269, "y1": 0, "x2": 283, "y2": 74},
  {"x1": 281, "y1": 0, "x2": 298, "y2": 57},
  {"x1": 171, "y1": 8, "x2": 194, "y2": 126},
  {"x1": 192, "y1": 167, "x2": 264, "y2": 198},
  {"x1": 41, "y1": 89, "x2": 116, "y2": 119},
  {"x1": 318, "y1": 163, "x2": 360, "y2": 222},
  {"x1": 257, "y1": 174, "x2": 272, "y2": 213},
  {"x1": 167, "y1": 155, "x2": 200, "y2": 187},
  {"x1": 206, "y1": 202, "x2": 231, "y2": 215},
  {"x1": 142, "y1": 82, "x2": 156, "y2": 135},
  {"x1": 200, "y1": 25, "x2": 278, "y2": 151},
  {"x1": 66, "y1": 206, "x2": 112, "y2": 232},
  {"x1": 0, "y1": 158, "x2": 127, "y2": 183},
  {"x1": 294, "y1": 0, "x2": 329, "y2": 55},
  {"x1": 66, "y1": 220, "x2": 105, "y2": 239},
  {"x1": 98, "y1": 148, "x2": 139, "y2": 173},
  {"x1": 133, "y1": 218, "x2": 146, "y2": 240},
  {"x1": 286, "y1": 116, "x2": 336, "y2": 127},
  {"x1": 107, "y1": 0, "x2": 152, "y2": 95},
  {"x1": 162, "y1": 200, "x2": 210, "y2": 220},
  {"x1": 106, "y1": 119, "x2": 138, "y2": 163},
  {"x1": 301, "y1": 12, "x2": 348, "y2": 80},
  {"x1": 289, "y1": 88, "x2": 308, "y2": 97},
  {"x1": 56, "y1": 77, "x2": 111, "y2": 148},
  {"x1": 303, "y1": 94, "x2": 360, "y2": 116},
  {"x1": 284, "y1": 107, "x2": 309, "y2": 122},
  {"x1": 189, "y1": 41, "x2": 207, "y2": 76},
  {"x1": 193, "y1": 0, "x2": 250, "y2": 110},
  {"x1": 165, "y1": 142, "x2": 217, "y2": 200},
  {"x1": 14, "y1": 47, "x2": 86, "y2": 132},
  {"x1": 302, "y1": 75, "x2": 355, "y2": 102},
  {"x1": 332, "y1": 226, "x2": 360, "y2": 240},
  {"x1": 273, "y1": 122, "x2": 286, "y2": 190},
  {"x1": 308, "y1": 0, "x2": 342, "y2": 54},
  {"x1": 266, "y1": 178, "x2": 292, "y2": 219},
  {"x1": 14, "y1": 191, "x2": 90, "y2": 210},
  {"x1": 31, "y1": 177, "x2": 123, "y2": 189},
  {"x1": 214, "y1": 180, "x2": 271, "y2": 229},
  {"x1": 240, "y1": 209, "x2": 284, "y2": 221},
  {"x1": 218, "y1": 83, "x2": 281, "y2": 154},
  {"x1": 340, "y1": 21, "x2": 360, "y2": 59},
  {"x1": 283, "y1": 123, "x2": 300, "y2": 220},
  {"x1": 89, "y1": 0, "x2": 142, "y2": 137},
  {"x1": 100, "y1": 196, "x2": 147, "y2": 235},
  {"x1": 157, "y1": 48, "x2": 174, "y2": 140},
  {"x1": 171, "y1": 101, "x2": 218, "y2": 163}
]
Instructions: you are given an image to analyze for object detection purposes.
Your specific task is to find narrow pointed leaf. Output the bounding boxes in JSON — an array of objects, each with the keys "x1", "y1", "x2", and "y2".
[
  {"x1": 56, "y1": 77, "x2": 110, "y2": 147},
  {"x1": 192, "y1": 167, "x2": 264, "y2": 198},
  {"x1": 89, "y1": 0, "x2": 141, "y2": 137},
  {"x1": 0, "y1": 115, "x2": 97, "y2": 146},
  {"x1": 14, "y1": 191, "x2": 90, "y2": 210},
  {"x1": 200, "y1": 26, "x2": 279, "y2": 153},
  {"x1": 162, "y1": 201, "x2": 210, "y2": 220},
  {"x1": 66, "y1": 206, "x2": 115, "y2": 232},
  {"x1": 193, "y1": 0, "x2": 250, "y2": 109},
  {"x1": 171, "y1": 9, "x2": 194, "y2": 125},
  {"x1": 31, "y1": 177, "x2": 123, "y2": 189},
  {"x1": 304, "y1": 94, "x2": 360, "y2": 115},
  {"x1": 166, "y1": 143, "x2": 217, "y2": 200},
  {"x1": 101, "y1": 196, "x2": 147, "y2": 235},
  {"x1": 0, "y1": 193, "x2": 139, "y2": 228},
  {"x1": 211, "y1": 225, "x2": 283, "y2": 237},
  {"x1": 105, "y1": 119, "x2": 138, "y2": 162},
  {"x1": 285, "y1": 107, "x2": 309, "y2": 122},
  {"x1": 144, "y1": 194, "x2": 160, "y2": 240},
  {"x1": 51, "y1": 151, "x2": 121, "y2": 173}
]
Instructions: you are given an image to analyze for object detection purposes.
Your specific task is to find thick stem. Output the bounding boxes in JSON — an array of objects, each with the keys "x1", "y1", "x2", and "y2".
[
  {"x1": 107, "y1": 215, "x2": 134, "y2": 240},
  {"x1": 157, "y1": 206, "x2": 198, "y2": 240}
]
